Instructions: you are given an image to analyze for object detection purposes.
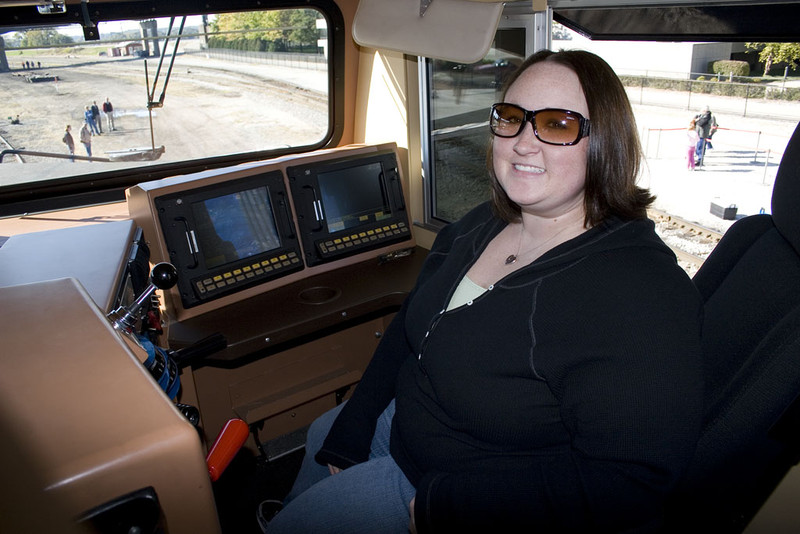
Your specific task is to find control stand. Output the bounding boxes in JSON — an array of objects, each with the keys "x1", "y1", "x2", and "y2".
[
  {"x1": 106, "y1": 263, "x2": 226, "y2": 421},
  {"x1": 107, "y1": 262, "x2": 178, "y2": 338}
]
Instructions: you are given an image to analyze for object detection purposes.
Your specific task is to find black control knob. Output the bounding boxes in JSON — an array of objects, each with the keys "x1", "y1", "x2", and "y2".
[
  {"x1": 176, "y1": 403, "x2": 201, "y2": 426},
  {"x1": 150, "y1": 262, "x2": 179, "y2": 290}
]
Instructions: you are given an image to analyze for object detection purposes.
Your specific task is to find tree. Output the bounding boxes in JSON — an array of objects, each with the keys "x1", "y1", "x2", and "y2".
[
  {"x1": 19, "y1": 29, "x2": 73, "y2": 47},
  {"x1": 1, "y1": 31, "x2": 22, "y2": 48},
  {"x1": 210, "y1": 9, "x2": 319, "y2": 52},
  {"x1": 746, "y1": 42, "x2": 800, "y2": 76},
  {"x1": 287, "y1": 10, "x2": 320, "y2": 48}
]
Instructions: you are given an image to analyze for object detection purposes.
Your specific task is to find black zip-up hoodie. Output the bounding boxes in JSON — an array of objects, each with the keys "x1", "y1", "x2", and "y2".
[{"x1": 317, "y1": 202, "x2": 703, "y2": 533}]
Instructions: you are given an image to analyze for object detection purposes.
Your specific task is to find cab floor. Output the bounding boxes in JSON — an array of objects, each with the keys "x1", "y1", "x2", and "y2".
[{"x1": 214, "y1": 447, "x2": 304, "y2": 534}]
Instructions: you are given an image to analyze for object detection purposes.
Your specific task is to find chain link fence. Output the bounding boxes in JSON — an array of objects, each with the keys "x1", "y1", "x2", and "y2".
[
  {"x1": 621, "y1": 73, "x2": 800, "y2": 122},
  {"x1": 203, "y1": 48, "x2": 326, "y2": 71}
]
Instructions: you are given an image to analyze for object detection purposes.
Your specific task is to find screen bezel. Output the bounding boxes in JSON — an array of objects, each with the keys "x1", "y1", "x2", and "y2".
[
  {"x1": 154, "y1": 170, "x2": 303, "y2": 308},
  {"x1": 287, "y1": 149, "x2": 411, "y2": 267}
]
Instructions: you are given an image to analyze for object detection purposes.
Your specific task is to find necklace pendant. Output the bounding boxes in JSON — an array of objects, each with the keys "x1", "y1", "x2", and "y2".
[{"x1": 505, "y1": 254, "x2": 517, "y2": 265}]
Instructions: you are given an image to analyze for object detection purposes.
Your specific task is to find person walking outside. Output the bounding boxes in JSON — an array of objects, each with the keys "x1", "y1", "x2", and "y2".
[
  {"x1": 62, "y1": 124, "x2": 75, "y2": 162},
  {"x1": 694, "y1": 105, "x2": 717, "y2": 166},
  {"x1": 91, "y1": 100, "x2": 103, "y2": 133},
  {"x1": 686, "y1": 119, "x2": 699, "y2": 171},
  {"x1": 84, "y1": 105, "x2": 100, "y2": 135},
  {"x1": 79, "y1": 122, "x2": 93, "y2": 159},
  {"x1": 103, "y1": 97, "x2": 116, "y2": 131}
]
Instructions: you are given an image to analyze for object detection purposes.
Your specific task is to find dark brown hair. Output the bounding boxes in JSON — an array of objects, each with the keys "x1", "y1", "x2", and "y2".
[{"x1": 489, "y1": 49, "x2": 654, "y2": 226}]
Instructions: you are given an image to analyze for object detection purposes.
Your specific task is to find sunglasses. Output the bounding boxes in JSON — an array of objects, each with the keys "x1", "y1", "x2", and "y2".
[{"x1": 489, "y1": 103, "x2": 591, "y2": 146}]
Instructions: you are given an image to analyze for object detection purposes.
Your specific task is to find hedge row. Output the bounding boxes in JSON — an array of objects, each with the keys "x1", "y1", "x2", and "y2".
[
  {"x1": 710, "y1": 60, "x2": 750, "y2": 77},
  {"x1": 619, "y1": 75, "x2": 800, "y2": 101}
]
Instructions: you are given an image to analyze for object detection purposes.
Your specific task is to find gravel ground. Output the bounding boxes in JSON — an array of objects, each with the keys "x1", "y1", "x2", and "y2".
[{"x1": 0, "y1": 49, "x2": 328, "y2": 186}]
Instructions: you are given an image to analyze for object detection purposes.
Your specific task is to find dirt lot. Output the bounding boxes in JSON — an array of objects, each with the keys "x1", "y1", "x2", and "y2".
[{"x1": 0, "y1": 50, "x2": 328, "y2": 186}]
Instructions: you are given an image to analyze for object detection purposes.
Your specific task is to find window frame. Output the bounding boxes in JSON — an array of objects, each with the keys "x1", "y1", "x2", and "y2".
[
  {"x1": 0, "y1": 0, "x2": 344, "y2": 217},
  {"x1": 418, "y1": 7, "x2": 549, "y2": 230}
]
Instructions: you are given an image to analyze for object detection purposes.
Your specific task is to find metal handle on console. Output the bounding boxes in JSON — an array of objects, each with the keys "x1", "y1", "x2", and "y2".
[{"x1": 107, "y1": 262, "x2": 178, "y2": 337}]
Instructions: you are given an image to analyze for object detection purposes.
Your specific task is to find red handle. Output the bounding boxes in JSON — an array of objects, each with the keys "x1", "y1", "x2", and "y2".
[{"x1": 206, "y1": 418, "x2": 249, "y2": 482}]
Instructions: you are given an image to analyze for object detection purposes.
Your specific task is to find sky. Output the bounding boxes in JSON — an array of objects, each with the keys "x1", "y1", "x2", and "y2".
[{"x1": 51, "y1": 16, "x2": 206, "y2": 40}]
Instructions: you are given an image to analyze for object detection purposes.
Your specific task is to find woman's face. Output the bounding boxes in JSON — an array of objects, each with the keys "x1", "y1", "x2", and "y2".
[{"x1": 492, "y1": 61, "x2": 590, "y2": 220}]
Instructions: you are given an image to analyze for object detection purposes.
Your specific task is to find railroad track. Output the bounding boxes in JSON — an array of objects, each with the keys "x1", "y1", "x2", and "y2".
[{"x1": 648, "y1": 208, "x2": 725, "y2": 275}]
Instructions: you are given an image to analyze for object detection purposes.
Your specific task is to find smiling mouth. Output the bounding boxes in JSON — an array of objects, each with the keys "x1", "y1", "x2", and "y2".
[{"x1": 513, "y1": 163, "x2": 545, "y2": 174}]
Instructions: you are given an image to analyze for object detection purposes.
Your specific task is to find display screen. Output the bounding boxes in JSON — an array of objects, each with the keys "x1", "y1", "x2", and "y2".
[
  {"x1": 317, "y1": 162, "x2": 390, "y2": 233},
  {"x1": 191, "y1": 186, "x2": 281, "y2": 269}
]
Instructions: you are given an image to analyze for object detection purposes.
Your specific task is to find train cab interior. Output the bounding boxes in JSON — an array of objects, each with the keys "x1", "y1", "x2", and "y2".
[{"x1": 1, "y1": 0, "x2": 800, "y2": 532}]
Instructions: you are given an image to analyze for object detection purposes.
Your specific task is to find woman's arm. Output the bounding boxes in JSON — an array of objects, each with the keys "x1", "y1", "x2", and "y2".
[
  {"x1": 315, "y1": 216, "x2": 468, "y2": 468},
  {"x1": 315, "y1": 293, "x2": 416, "y2": 468}
]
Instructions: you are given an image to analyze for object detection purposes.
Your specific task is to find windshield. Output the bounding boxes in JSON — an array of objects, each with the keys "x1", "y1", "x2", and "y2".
[{"x1": 0, "y1": 8, "x2": 330, "y2": 188}]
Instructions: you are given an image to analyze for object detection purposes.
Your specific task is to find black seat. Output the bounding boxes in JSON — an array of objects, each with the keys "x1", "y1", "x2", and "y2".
[{"x1": 664, "y1": 121, "x2": 800, "y2": 532}]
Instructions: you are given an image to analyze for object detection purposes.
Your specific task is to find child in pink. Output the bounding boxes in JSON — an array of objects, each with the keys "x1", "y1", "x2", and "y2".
[{"x1": 687, "y1": 119, "x2": 699, "y2": 170}]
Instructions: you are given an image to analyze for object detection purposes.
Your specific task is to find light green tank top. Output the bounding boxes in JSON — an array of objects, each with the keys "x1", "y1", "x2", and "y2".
[{"x1": 446, "y1": 275, "x2": 489, "y2": 311}]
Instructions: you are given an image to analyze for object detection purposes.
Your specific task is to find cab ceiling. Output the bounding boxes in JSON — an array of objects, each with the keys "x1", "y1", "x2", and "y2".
[
  {"x1": 1, "y1": 0, "x2": 799, "y2": 43},
  {"x1": 546, "y1": 1, "x2": 800, "y2": 42}
]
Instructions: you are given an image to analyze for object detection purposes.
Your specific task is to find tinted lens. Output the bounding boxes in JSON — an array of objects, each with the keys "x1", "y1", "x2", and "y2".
[
  {"x1": 535, "y1": 109, "x2": 582, "y2": 145},
  {"x1": 490, "y1": 104, "x2": 587, "y2": 145},
  {"x1": 490, "y1": 104, "x2": 526, "y2": 137}
]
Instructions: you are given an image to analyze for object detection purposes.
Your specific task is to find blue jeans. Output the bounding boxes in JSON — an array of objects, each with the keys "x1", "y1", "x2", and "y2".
[
  {"x1": 87, "y1": 118, "x2": 100, "y2": 135},
  {"x1": 695, "y1": 138, "x2": 707, "y2": 163},
  {"x1": 267, "y1": 400, "x2": 416, "y2": 534}
]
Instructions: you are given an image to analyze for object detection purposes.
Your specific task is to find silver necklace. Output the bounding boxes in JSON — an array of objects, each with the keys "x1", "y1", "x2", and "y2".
[
  {"x1": 505, "y1": 224, "x2": 528, "y2": 265},
  {"x1": 505, "y1": 223, "x2": 575, "y2": 265}
]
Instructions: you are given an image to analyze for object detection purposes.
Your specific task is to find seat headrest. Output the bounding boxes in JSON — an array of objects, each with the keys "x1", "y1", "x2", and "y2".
[{"x1": 772, "y1": 121, "x2": 800, "y2": 256}]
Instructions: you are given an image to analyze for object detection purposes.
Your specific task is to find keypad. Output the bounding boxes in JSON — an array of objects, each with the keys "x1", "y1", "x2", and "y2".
[
  {"x1": 317, "y1": 222, "x2": 409, "y2": 256},
  {"x1": 193, "y1": 251, "x2": 302, "y2": 297}
]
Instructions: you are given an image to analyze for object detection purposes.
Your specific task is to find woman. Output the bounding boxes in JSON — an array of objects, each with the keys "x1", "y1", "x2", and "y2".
[{"x1": 265, "y1": 49, "x2": 703, "y2": 533}]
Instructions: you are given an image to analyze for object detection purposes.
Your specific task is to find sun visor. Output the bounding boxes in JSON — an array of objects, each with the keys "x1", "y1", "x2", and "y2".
[{"x1": 352, "y1": 0, "x2": 505, "y2": 64}]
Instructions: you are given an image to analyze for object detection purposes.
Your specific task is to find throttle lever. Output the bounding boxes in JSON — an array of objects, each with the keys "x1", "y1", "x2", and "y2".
[
  {"x1": 108, "y1": 262, "x2": 178, "y2": 338},
  {"x1": 206, "y1": 418, "x2": 249, "y2": 482}
]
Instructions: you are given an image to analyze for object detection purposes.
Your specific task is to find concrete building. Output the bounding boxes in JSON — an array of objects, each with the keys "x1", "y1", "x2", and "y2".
[{"x1": 555, "y1": 33, "x2": 743, "y2": 79}]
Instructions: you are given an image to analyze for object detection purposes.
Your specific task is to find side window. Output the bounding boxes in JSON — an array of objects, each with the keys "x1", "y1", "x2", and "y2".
[{"x1": 421, "y1": 16, "x2": 534, "y2": 226}]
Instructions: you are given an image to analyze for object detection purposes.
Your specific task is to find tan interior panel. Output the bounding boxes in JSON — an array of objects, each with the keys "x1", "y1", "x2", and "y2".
[
  {"x1": 0, "y1": 219, "x2": 137, "y2": 312},
  {"x1": 126, "y1": 142, "x2": 415, "y2": 322},
  {"x1": 192, "y1": 317, "x2": 387, "y2": 452},
  {"x1": 0, "y1": 278, "x2": 220, "y2": 534}
]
